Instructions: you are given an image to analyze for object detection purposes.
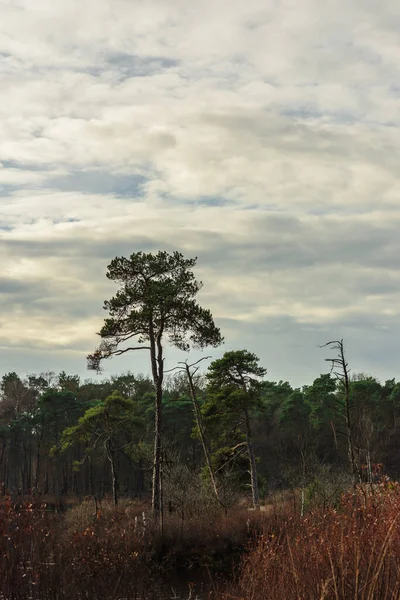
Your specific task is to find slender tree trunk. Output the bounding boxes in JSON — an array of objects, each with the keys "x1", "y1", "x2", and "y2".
[
  {"x1": 34, "y1": 436, "x2": 41, "y2": 491},
  {"x1": 136, "y1": 458, "x2": 144, "y2": 498},
  {"x1": 243, "y1": 408, "x2": 259, "y2": 509},
  {"x1": 27, "y1": 443, "x2": 32, "y2": 492},
  {"x1": 0, "y1": 444, "x2": 5, "y2": 494},
  {"x1": 324, "y1": 340, "x2": 358, "y2": 484},
  {"x1": 0, "y1": 444, "x2": 5, "y2": 469},
  {"x1": 89, "y1": 455, "x2": 94, "y2": 497},
  {"x1": 339, "y1": 341, "x2": 358, "y2": 484},
  {"x1": 300, "y1": 449, "x2": 306, "y2": 517},
  {"x1": 106, "y1": 439, "x2": 118, "y2": 507},
  {"x1": 149, "y1": 322, "x2": 164, "y2": 527},
  {"x1": 185, "y1": 363, "x2": 220, "y2": 503},
  {"x1": 152, "y1": 381, "x2": 163, "y2": 515}
]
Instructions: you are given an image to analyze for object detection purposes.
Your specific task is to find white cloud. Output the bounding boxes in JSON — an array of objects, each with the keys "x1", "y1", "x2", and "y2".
[{"x1": 0, "y1": 0, "x2": 399, "y2": 385}]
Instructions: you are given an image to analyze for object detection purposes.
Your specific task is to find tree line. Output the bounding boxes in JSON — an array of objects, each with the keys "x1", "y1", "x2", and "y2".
[{"x1": 1, "y1": 251, "x2": 399, "y2": 517}]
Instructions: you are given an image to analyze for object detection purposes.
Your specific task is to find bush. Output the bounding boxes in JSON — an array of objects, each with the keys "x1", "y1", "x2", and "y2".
[
  {"x1": 0, "y1": 496, "x2": 155, "y2": 600},
  {"x1": 0, "y1": 495, "x2": 266, "y2": 599},
  {"x1": 230, "y1": 479, "x2": 400, "y2": 600}
]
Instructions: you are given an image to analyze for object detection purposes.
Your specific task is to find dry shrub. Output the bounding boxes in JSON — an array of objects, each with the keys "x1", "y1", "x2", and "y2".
[
  {"x1": 0, "y1": 494, "x2": 267, "y2": 599},
  {"x1": 158, "y1": 507, "x2": 263, "y2": 570},
  {"x1": 230, "y1": 478, "x2": 400, "y2": 600},
  {"x1": 62, "y1": 496, "x2": 149, "y2": 532},
  {"x1": 0, "y1": 496, "x2": 161, "y2": 600}
]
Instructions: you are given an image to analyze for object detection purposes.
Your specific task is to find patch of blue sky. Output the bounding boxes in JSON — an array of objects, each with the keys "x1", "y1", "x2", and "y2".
[
  {"x1": 281, "y1": 108, "x2": 357, "y2": 124},
  {"x1": 242, "y1": 203, "x2": 283, "y2": 211},
  {"x1": 45, "y1": 170, "x2": 148, "y2": 198},
  {"x1": 156, "y1": 193, "x2": 236, "y2": 208},
  {"x1": 0, "y1": 160, "x2": 53, "y2": 171},
  {"x1": 86, "y1": 53, "x2": 179, "y2": 81},
  {"x1": 0, "y1": 184, "x2": 18, "y2": 196},
  {"x1": 50, "y1": 217, "x2": 81, "y2": 224},
  {"x1": 188, "y1": 196, "x2": 237, "y2": 207}
]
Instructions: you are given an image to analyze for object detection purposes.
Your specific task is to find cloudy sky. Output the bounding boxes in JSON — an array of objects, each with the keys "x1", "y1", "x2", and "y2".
[{"x1": 1, "y1": 0, "x2": 400, "y2": 387}]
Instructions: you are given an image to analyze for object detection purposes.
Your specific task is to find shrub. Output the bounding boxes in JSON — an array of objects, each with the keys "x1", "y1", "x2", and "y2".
[
  {"x1": 230, "y1": 479, "x2": 400, "y2": 600},
  {"x1": 0, "y1": 495, "x2": 266, "y2": 599}
]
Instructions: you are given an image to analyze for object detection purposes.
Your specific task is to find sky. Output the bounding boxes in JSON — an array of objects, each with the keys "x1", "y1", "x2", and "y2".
[{"x1": 1, "y1": 0, "x2": 400, "y2": 387}]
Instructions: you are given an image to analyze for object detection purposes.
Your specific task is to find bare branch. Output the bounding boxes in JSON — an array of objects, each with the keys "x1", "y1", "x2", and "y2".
[
  {"x1": 181, "y1": 356, "x2": 212, "y2": 369},
  {"x1": 164, "y1": 365, "x2": 183, "y2": 374},
  {"x1": 214, "y1": 445, "x2": 247, "y2": 474},
  {"x1": 318, "y1": 340, "x2": 343, "y2": 349},
  {"x1": 113, "y1": 346, "x2": 151, "y2": 355},
  {"x1": 164, "y1": 355, "x2": 211, "y2": 374}
]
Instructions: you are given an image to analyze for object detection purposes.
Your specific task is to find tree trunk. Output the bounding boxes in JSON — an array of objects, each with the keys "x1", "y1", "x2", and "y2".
[
  {"x1": 34, "y1": 437, "x2": 41, "y2": 491},
  {"x1": 106, "y1": 439, "x2": 118, "y2": 507},
  {"x1": 185, "y1": 363, "x2": 220, "y2": 504},
  {"x1": 339, "y1": 341, "x2": 358, "y2": 484},
  {"x1": 150, "y1": 321, "x2": 164, "y2": 527},
  {"x1": 324, "y1": 340, "x2": 358, "y2": 484},
  {"x1": 244, "y1": 408, "x2": 259, "y2": 509},
  {"x1": 151, "y1": 381, "x2": 163, "y2": 515}
]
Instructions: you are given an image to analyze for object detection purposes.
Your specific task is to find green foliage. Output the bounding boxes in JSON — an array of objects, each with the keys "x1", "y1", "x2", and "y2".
[
  {"x1": 58, "y1": 392, "x2": 139, "y2": 457},
  {"x1": 204, "y1": 350, "x2": 266, "y2": 423},
  {"x1": 87, "y1": 250, "x2": 223, "y2": 370},
  {"x1": 207, "y1": 350, "x2": 266, "y2": 392},
  {"x1": 303, "y1": 373, "x2": 337, "y2": 430},
  {"x1": 4, "y1": 331, "x2": 400, "y2": 505},
  {"x1": 202, "y1": 350, "x2": 266, "y2": 500}
]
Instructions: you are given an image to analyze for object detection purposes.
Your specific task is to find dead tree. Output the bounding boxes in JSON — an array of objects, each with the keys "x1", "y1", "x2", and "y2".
[
  {"x1": 321, "y1": 339, "x2": 358, "y2": 483},
  {"x1": 166, "y1": 358, "x2": 222, "y2": 508}
]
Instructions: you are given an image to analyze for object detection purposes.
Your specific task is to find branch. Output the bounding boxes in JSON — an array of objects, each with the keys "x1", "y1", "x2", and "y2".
[
  {"x1": 318, "y1": 340, "x2": 343, "y2": 349},
  {"x1": 164, "y1": 355, "x2": 211, "y2": 374},
  {"x1": 113, "y1": 346, "x2": 151, "y2": 355},
  {"x1": 164, "y1": 365, "x2": 182, "y2": 374},
  {"x1": 181, "y1": 356, "x2": 212, "y2": 369},
  {"x1": 87, "y1": 343, "x2": 150, "y2": 372},
  {"x1": 214, "y1": 445, "x2": 247, "y2": 474},
  {"x1": 230, "y1": 441, "x2": 247, "y2": 453}
]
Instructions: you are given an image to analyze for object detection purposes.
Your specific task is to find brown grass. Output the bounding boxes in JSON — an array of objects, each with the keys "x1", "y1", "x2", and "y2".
[
  {"x1": 0, "y1": 495, "x2": 266, "y2": 599},
  {"x1": 5, "y1": 482, "x2": 400, "y2": 600},
  {"x1": 225, "y1": 479, "x2": 400, "y2": 600}
]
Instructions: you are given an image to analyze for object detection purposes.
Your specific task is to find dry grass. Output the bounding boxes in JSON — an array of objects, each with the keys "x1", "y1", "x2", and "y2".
[
  {"x1": 0, "y1": 495, "x2": 265, "y2": 599},
  {"x1": 5, "y1": 481, "x2": 400, "y2": 600},
  {"x1": 225, "y1": 479, "x2": 400, "y2": 600}
]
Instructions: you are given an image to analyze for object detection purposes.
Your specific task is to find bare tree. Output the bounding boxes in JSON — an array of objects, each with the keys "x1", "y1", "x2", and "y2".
[
  {"x1": 167, "y1": 357, "x2": 222, "y2": 507},
  {"x1": 321, "y1": 339, "x2": 358, "y2": 483}
]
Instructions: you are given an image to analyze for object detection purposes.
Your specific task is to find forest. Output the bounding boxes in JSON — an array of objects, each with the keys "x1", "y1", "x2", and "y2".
[
  {"x1": 2, "y1": 250, "x2": 400, "y2": 600},
  {"x1": 1, "y1": 359, "x2": 400, "y2": 510}
]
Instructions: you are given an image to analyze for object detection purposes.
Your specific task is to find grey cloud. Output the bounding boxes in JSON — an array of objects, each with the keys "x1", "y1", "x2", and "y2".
[
  {"x1": 0, "y1": 276, "x2": 93, "y2": 319},
  {"x1": 1, "y1": 0, "x2": 400, "y2": 386},
  {"x1": 0, "y1": 277, "x2": 35, "y2": 295},
  {"x1": 195, "y1": 215, "x2": 400, "y2": 276},
  {"x1": 0, "y1": 235, "x2": 174, "y2": 260},
  {"x1": 2, "y1": 210, "x2": 400, "y2": 278}
]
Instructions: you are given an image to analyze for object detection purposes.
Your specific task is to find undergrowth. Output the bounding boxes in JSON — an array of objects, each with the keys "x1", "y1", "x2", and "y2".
[
  {"x1": 0, "y1": 496, "x2": 262, "y2": 599},
  {"x1": 4, "y1": 481, "x2": 400, "y2": 599},
  {"x1": 226, "y1": 478, "x2": 400, "y2": 600}
]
